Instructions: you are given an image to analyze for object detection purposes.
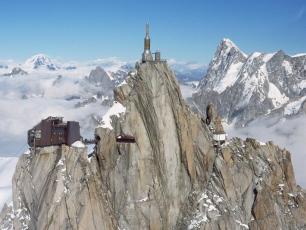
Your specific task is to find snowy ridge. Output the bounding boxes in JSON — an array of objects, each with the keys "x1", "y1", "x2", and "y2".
[
  {"x1": 292, "y1": 53, "x2": 306, "y2": 58},
  {"x1": 221, "y1": 38, "x2": 248, "y2": 58},
  {"x1": 193, "y1": 38, "x2": 306, "y2": 127}
]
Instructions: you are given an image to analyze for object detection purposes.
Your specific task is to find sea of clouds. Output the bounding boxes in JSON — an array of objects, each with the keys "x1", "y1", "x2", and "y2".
[{"x1": 0, "y1": 72, "x2": 109, "y2": 156}]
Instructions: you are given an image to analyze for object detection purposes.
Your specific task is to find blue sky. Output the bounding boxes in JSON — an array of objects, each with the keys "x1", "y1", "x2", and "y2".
[{"x1": 0, "y1": 0, "x2": 305, "y2": 64}]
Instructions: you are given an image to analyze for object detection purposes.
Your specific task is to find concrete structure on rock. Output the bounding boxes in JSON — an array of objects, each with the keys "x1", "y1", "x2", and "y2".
[
  {"x1": 213, "y1": 115, "x2": 226, "y2": 145},
  {"x1": 205, "y1": 103, "x2": 227, "y2": 145}
]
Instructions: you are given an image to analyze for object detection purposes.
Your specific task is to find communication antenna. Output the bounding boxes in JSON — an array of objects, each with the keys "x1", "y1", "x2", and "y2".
[{"x1": 146, "y1": 23, "x2": 149, "y2": 35}]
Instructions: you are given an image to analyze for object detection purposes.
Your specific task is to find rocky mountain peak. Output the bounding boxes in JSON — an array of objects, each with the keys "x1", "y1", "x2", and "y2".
[
  {"x1": 270, "y1": 50, "x2": 288, "y2": 62},
  {"x1": 88, "y1": 66, "x2": 109, "y2": 80},
  {"x1": 217, "y1": 38, "x2": 247, "y2": 59},
  {"x1": 197, "y1": 38, "x2": 247, "y2": 93},
  {"x1": 87, "y1": 66, "x2": 115, "y2": 90},
  {"x1": 1, "y1": 61, "x2": 306, "y2": 229}
]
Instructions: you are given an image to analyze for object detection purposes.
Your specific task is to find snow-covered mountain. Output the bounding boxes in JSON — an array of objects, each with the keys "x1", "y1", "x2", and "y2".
[
  {"x1": 23, "y1": 54, "x2": 60, "y2": 71},
  {"x1": 192, "y1": 38, "x2": 306, "y2": 127},
  {"x1": 2, "y1": 67, "x2": 27, "y2": 77},
  {"x1": 190, "y1": 39, "x2": 306, "y2": 188}
]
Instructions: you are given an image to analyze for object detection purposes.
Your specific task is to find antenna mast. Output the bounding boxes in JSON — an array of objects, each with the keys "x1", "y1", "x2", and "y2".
[{"x1": 146, "y1": 23, "x2": 149, "y2": 35}]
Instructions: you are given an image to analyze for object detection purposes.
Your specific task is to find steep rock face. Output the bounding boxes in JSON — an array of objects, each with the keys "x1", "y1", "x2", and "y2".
[
  {"x1": 2, "y1": 145, "x2": 114, "y2": 230},
  {"x1": 94, "y1": 62, "x2": 306, "y2": 229},
  {"x1": 95, "y1": 62, "x2": 215, "y2": 229},
  {"x1": 181, "y1": 138, "x2": 306, "y2": 230},
  {"x1": 192, "y1": 39, "x2": 306, "y2": 127},
  {"x1": 1, "y1": 61, "x2": 306, "y2": 229}
]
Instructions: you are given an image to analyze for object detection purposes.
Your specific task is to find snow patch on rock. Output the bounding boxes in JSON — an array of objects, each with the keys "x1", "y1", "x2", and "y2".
[
  {"x1": 235, "y1": 220, "x2": 249, "y2": 229},
  {"x1": 262, "y1": 53, "x2": 276, "y2": 62},
  {"x1": 284, "y1": 96, "x2": 306, "y2": 115},
  {"x1": 98, "y1": 101, "x2": 126, "y2": 130},
  {"x1": 282, "y1": 60, "x2": 293, "y2": 74},
  {"x1": 268, "y1": 83, "x2": 289, "y2": 108},
  {"x1": 117, "y1": 80, "x2": 127, "y2": 87},
  {"x1": 23, "y1": 150, "x2": 31, "y2": 155},
  {"x1": 214, "y1": 62, "x2": 243, "y2": 93},
  {"x1": 71, "y1": 141, "x2": 85, "y2": 148}
]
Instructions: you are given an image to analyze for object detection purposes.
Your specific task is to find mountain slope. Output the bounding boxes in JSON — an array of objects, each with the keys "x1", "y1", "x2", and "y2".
[{"x1": 192, "y1": 39, "x2": 306, "y2": 127}]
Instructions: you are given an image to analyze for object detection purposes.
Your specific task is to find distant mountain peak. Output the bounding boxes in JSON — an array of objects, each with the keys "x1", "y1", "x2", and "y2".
[
  {"x1": 221, "y1": 38, "x2": 237, "y2": 47},
  {"x1": 2, "y1": 67, "x2": 28, "y2": 77},
  {"x1": 219, "y1": 38, "x2": 247, "y2": 58},
  {"x1": 25, "y1": 53, "x2": 51, "y2": 64},
  {"x1": 24, "y1": 54, "x2": 60, "y2": 71},
  {"x1": 87, "y1": 66, "x2": 114, "y2": 87},
  {"x1": 197, "y1": 38, "x2": 248, "y2": 93}
]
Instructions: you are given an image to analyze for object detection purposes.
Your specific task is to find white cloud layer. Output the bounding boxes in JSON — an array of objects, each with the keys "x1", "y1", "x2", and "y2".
[{"x1": 0, "y1": 70, "x2": 110, "y2": 156}]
